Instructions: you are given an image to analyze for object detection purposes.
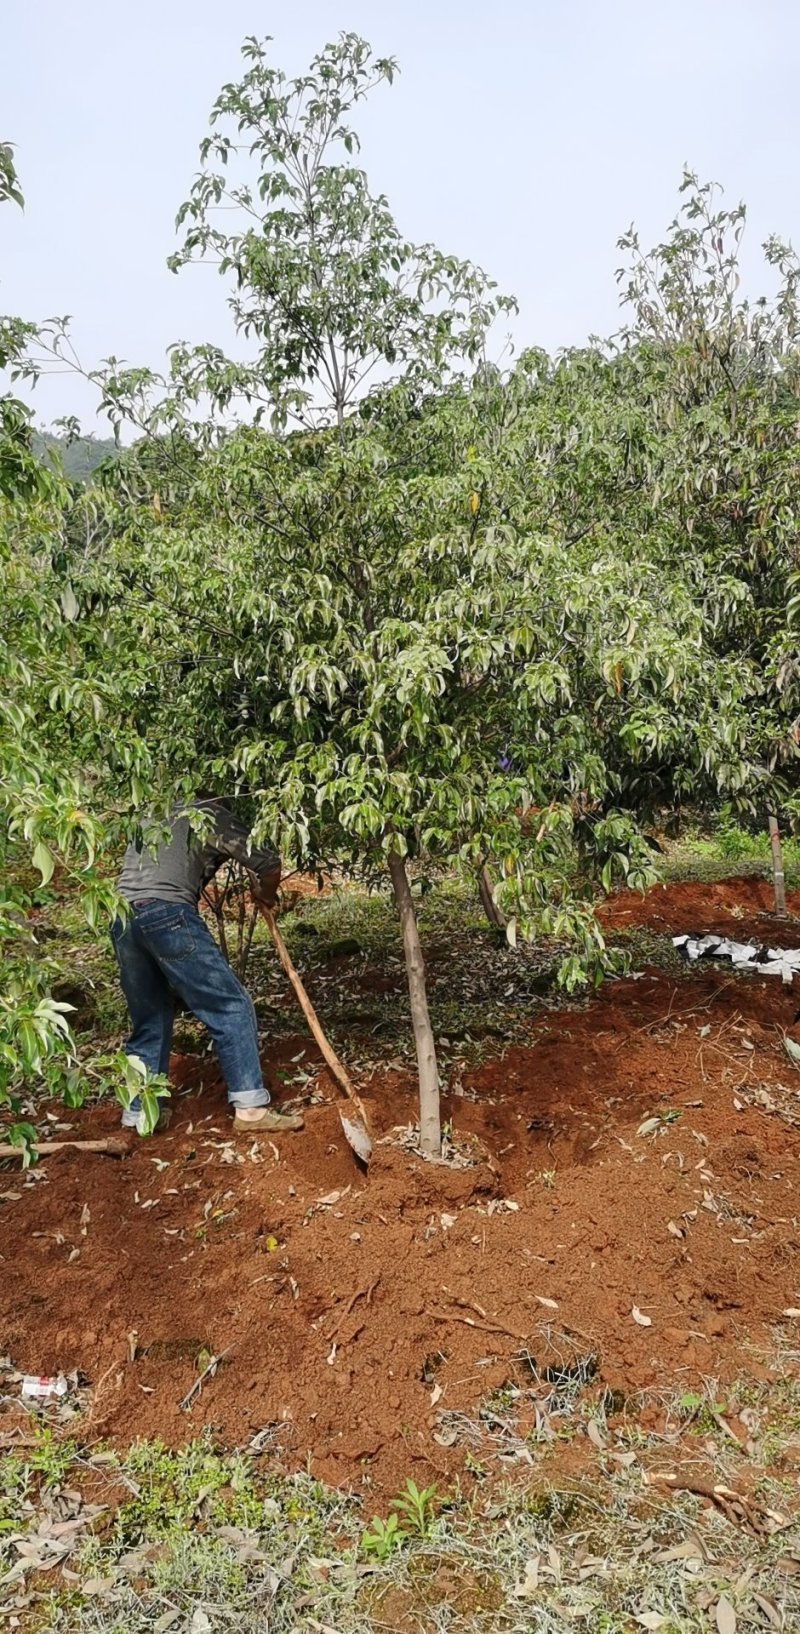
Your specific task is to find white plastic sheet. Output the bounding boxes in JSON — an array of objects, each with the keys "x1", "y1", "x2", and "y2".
[{"x1": 673, "y1": 932, "x2": 800, "y2": 986}]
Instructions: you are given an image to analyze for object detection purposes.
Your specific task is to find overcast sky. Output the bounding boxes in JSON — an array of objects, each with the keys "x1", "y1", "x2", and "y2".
[{"x1": 2, "y1": 0, "x2": 798, "y2": 428}]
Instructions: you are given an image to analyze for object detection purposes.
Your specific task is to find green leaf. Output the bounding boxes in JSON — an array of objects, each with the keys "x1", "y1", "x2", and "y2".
[{"x1": 31, "y1": 842, "x2": 55, "y2": 886}]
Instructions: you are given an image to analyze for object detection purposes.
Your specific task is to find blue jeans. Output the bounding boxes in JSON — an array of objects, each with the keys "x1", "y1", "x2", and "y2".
[{"x1": 111, "y1": 900, "x2": 269, "y2": 1126}]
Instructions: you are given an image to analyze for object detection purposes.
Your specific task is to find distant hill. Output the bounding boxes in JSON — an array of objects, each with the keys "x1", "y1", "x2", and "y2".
[{"x1": 33, "y1": 431, "x2": 119, "y2": 483}]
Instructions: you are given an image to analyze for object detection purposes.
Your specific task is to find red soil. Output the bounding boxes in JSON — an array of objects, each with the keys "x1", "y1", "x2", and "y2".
[{"x1": 2, "y1": 877, "x2": 800, "y2": 1500}]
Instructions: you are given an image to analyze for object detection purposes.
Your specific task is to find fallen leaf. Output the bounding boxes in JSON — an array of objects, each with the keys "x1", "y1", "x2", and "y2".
[
  {"x1": 440, "y1": 1213, "x2": 456, "y2": 1230},
  {"x1": 637, "y1": 1117, "x2": 661, "y2": 1138},
  {"x1": 190, "y1": 1611, "x2": 212, "y2": 1634},
  {"x1": 153, "y1": 1611, "x2": 182, "y2": 1634},
  {"x1": 434, "y1": 1426, "x2": 458, "y2": 1448},
  {"x1": 667, "y1": 1220, "x2": 684, "y2": 1239},
  {"x1": 534, "y1": 1295, "x2": 559, "y2": 1310},
  {"x1": 783, "y1": 1308, "x2": 800, "y2": 1319},
  {"x1": 716, "y1": 1594, "x2": 737, "y2": 1634},
  {"x1": 635, "y1": 1615, "x2": 669, "y2": 1631},
  {"x1": 782, "y1": 1037, "x2": 800, "y2": 1066},
  {"x1": 514, "y1": 1557, "x2": 540, "y2": 1597},
  {"x1": 753, "y1": 1592, "x2": 783, "y2": 1630},
  {"x1": 632, "y1": 1306, "x2": 652, "y2": 1327},
  {"x1": 653, "y1": 1539, "x2": 704, "y2": 1564},
  {"x1": 430, "y1": 1382, "x2": 443, "y2": 1407},
  {"x1": 587, "y1": 1419, "x2": 606, "y2": 1451},
  {"x1": 81, "y1": 1576, "x2": 115, "y2": 1597}
]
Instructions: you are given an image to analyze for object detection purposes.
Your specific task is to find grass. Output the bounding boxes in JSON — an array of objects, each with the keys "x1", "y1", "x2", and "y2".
[
  {"x1": 662, "y1": 816, "x2": 800, "y2": 887},
  {"x1": 2, "y1": 1420, "x2": 798, "y2": 1633}
]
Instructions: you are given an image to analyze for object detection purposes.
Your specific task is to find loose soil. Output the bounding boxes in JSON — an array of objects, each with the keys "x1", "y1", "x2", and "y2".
[{"x1": 3, "y1": 876, "x2": 800, "y2": 1501}]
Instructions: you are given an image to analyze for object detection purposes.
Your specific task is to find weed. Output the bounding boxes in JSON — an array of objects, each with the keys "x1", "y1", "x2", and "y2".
[
  {"x1": 362, "y1": 1477, "x2": 439, "y2": 1560},
  {"x1": 361, "y1": 1510, "x2": 407, "y2": 1560},
  {"x1": 390, "y1": 1477, "x2": 439, "y2": 1538}
]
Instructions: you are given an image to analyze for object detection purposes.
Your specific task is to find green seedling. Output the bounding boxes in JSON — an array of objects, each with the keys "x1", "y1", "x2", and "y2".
[
  {"x1": 361, "y1": 1511, "x2": 407, "y2": 1560},
  {"x1": 389, "y1": 1477, "x2": 439, "y2": 1539}
]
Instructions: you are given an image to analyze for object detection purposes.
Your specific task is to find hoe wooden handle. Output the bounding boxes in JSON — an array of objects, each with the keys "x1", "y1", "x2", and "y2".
[{"x1": 259, "y1": 904, "x2": 371, "y2": 1130}]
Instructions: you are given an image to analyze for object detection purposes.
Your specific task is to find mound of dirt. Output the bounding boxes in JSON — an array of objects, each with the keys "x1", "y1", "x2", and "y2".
[
  {"x1": 3, "y1": 879, "x2": 800, "y2": 1499},
  {"x1": 600, "y1": 872, "x2": 800, "y2": 943}
]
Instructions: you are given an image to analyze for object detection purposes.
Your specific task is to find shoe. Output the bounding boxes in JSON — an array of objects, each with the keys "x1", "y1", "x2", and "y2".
[{"x1": 233, "y1": 1105, "x2": 304, "y2": 1134}]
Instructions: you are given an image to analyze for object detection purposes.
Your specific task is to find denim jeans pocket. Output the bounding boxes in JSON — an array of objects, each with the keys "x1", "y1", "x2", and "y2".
[{"x1": 137, "y1": 904, "x2": 197, "y2": 962}]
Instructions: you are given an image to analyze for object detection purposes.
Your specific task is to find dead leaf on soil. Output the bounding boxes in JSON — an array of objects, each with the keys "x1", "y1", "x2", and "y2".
[
  {"x1": 152, "y1": 1612, "x2": 182, "y2": 1634},
  {"x1": 753, "y1": 1593, "x2": 784, "y2": 1630},
  {"x1": 632, "y1": 1306, "x2": 653, "y2": 1326},
  {"x1": 587, "y1": 1419, "x2": 606, "y2": 1451},
  {"x1": 716, "y1": 1594, "x2": 737, "y2": 1634},
  {"x1": 637, "y1": 1117, "x2": 661, "y2": 1138},
  {"x1": 635, "y1": 1614, "x2": 669, "y2": 1631},
  {"x1": 513, "y1": 1556, "x2": 540, "y2": 1597},
  {"x1": 81, "y1": 1575, "x2": 115, "y2": 1597},
  {"x1": 653, "y1": 1538, "x2": 705, "y2": 1564},
  {"x1": 534, "y1": 1295, "x2": 559, "y2": 1310}
]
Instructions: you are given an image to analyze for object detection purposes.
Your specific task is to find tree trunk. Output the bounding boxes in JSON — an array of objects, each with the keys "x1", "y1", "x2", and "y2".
[
  {"x1": 768, "y1": 813, "x2": 787, "y2": 918},
  {"x1": 387, "y1": 851, "x2": 441, "y2": 1158},
  {"x1": 478, "y1": 863, "x2": 506, "y2": 928}
]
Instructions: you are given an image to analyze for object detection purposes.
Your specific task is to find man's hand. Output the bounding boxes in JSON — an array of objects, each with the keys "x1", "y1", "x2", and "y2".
[{"x1": 252, "y1": 865, "x2": 281, "y2": 909}]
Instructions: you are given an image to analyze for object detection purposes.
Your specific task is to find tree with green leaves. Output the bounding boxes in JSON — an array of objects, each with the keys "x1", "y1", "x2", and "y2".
[
  {"x1": 33, "y1": 41, "x2": 765, "y2": 1158},
  {"x1": 4, "y1": 42, "x2": 795, "y2": 1166}
]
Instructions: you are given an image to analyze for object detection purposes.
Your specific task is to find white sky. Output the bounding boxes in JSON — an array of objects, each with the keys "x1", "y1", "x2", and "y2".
[{"x1": 1, "y1": 0, "x2": 798, "y2": 429}]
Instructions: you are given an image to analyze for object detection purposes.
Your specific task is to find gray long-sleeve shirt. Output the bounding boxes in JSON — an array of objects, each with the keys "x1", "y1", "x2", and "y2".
[{"x1": 117, "y1": 802, "x2": 280, "y2": 907}]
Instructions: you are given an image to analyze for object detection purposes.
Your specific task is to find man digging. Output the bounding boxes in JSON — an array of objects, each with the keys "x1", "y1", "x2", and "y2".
[{"x1": 112, "y1": 799, "x2": 304, "y2": 1136}]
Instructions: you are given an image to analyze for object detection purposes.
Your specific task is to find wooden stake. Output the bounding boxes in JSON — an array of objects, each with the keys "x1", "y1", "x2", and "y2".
[{"x1": 768, "y1": 813, "x2": 787, "y2": 918}]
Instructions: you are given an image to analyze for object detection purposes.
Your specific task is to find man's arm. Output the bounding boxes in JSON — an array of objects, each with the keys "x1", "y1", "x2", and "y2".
[{"x1": 206, "y1": 803, "x2": 282, "y2": 904}]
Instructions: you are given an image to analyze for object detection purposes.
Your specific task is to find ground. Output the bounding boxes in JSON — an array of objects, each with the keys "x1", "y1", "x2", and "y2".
[{"x1": 2, "y1": 857, "x2": 800, "y2": 1630}]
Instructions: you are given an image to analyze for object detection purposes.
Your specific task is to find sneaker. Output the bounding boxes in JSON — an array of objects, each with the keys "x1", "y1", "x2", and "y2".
[{"x1": 233, "y1": 1105, "x2": 304, "y2": 1134}]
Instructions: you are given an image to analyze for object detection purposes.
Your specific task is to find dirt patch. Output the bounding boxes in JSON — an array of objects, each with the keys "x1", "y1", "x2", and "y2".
[
  {"x1": 600, "y1": 872, "x2": 800, "y2": 942},
  {"x1": 2, "y1": 878, "x2": 800, "y2": 1500}
]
